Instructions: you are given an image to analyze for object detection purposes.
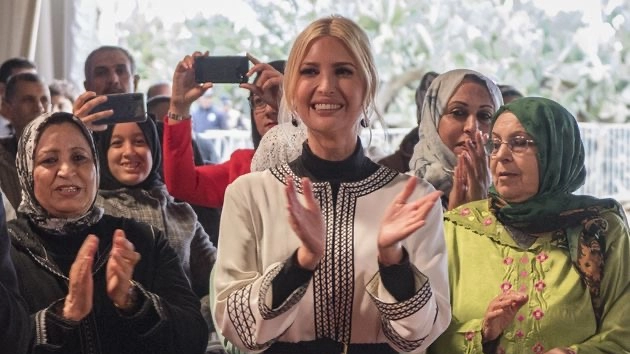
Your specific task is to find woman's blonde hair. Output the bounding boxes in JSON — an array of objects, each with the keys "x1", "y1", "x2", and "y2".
[{"x1": 282, "y1": 15, "x2": 378, "y2": 125}]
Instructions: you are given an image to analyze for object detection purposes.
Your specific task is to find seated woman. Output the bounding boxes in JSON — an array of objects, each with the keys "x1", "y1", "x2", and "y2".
[
  {"x1": 430, "y1": 97, "x2": 630, "y2": 353},
  {"x1": 92, "y1": 119, "x2": 216, "y2": 300},
  {"x1": 8, "y1": 112, "x2": 208, "y2": 354},
  {"x1": 163, "y1": 58, "x2": 285, "y2": 208}
]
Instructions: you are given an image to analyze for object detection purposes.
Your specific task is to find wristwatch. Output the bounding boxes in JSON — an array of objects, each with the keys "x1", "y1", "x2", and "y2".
[{"x1": 166, "y1": 111, "x2": 192, "y2": 121}]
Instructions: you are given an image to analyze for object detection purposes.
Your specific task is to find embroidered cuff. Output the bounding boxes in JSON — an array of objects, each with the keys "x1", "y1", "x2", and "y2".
[
  {"x1": 270, "y1": 249, "x2": 314, "y2": 308},
  {"x1": 367, "y1": 266, "x2": 432, "y2": 321}
]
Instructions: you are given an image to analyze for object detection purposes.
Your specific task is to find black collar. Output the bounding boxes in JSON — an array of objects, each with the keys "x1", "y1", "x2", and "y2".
[{"x1": 289, "y1": 138, "x2": 379, "y2": 183}]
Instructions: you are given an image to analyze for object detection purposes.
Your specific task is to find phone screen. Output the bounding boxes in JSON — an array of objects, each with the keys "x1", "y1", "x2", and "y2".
[
  {"x1": 90, "y1": 93, "x2": 147, "y2": 125},
  {"x1": 194, "y1": 56, "x2": 249, "y2": 84}
]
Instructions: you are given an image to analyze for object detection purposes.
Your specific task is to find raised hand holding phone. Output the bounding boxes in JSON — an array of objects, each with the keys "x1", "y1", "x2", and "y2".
[{"x1": 240, "y1": 52, "x2": 284, "y2": 111}]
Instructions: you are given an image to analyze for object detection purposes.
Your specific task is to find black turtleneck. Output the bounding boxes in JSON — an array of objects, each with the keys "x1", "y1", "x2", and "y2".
[
  {"x1": 271, "y1": 139, "x2": 415, "y2": 307},
  {"x1": 288, "y1": 139, "x2": 379, "y2": 203}
]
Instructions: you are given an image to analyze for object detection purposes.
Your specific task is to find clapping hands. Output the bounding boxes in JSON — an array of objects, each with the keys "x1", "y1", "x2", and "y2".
[
  {"x1": 378, "y1": 177, "x2": 442, "y2": 265},
  {"x1": 63, "y1": 230, "x2": 141, "y2": 321},
  {"x1": 448, "y1": 131, "x2": 491, "y2": 210},
  {"x1": 285, "y1": 176, "x2": 325, "y2": 271}
]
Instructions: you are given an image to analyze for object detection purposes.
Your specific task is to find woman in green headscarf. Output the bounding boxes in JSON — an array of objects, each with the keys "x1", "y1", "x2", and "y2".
[{"x1": 429, "y1": 97, "x2": 630, "y2": 354}]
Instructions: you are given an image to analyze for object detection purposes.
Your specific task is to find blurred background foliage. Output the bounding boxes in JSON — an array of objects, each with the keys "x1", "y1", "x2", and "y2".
[{"x1": 112, "y1": 0, "x2": 630, "y2": 126}]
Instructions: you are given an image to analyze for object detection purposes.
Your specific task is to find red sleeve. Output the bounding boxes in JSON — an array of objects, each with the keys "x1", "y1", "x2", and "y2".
[{"x1": 162, "y1": 120, "x2": 254, "y2": 208}]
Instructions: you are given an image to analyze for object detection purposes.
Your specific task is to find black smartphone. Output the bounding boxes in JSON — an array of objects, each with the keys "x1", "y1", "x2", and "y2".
[
  {"x1": 90, "y1": 93, "x2": 147, "y2": 125},
  {"x1": 194, "y1": 56, "x2": 249, "y2": 84}
]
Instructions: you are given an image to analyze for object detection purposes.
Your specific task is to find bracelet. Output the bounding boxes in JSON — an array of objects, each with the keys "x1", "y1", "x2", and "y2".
[{"x1": 167, "y1": 111, "x2": 191, "y2": 121}]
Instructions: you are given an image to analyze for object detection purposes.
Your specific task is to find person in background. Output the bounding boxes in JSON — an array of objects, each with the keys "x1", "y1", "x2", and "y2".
[
  {"x1": 0, "y1": 72, "x2": 50, "y2": 210},
  {"x1": 163, "y1": 57, "x2": 285, "y2": 208},
  {"x1": 0, "y1": 57, "x2": 37, "y2": 137},
  {"x1": 83, "y1": 45, "x2": 139, "y2": 95},
  {"x1": 498, "y1": 84, "x2": 523, "y2": 104},
  {"x1": 192, "y1": 89, "x2": 228, "y2": 133},
  {"x1": 220, "y1": 96, "x2": 245, "y2": 130},
  {"x1": 147, "y1": 95, "x2": 171, "y2": 123},
  {"x1": 212, "y1": 15, "x2": 449, "y2": 353},
  {"x1": 147, "y1": 81, "x2": 172, "y2": 99},
  {"x1": 147, "y1": 93, "x2": 221, "y2": 245},
  {"x1": 409, "y1": 69, "x2": 503, "y2": 210},
  {"x1": 8, "y1": 111, "x2": 208, "y2": 354},
  {"x1": 71, "y1": 45, "x2": 141, "y2": 130},
  {"x1": 49, "y1": 79, "x2": 77, "y2": 113},
  {"x1": 0, "y1": 190, "x2": 29, "y2": 353},
  {"x1": 378, "y1": 71, "x2": 439, "y2": 173},
  {"x1": 430, "y1": 97, "x2": 630, "y2": 354}
]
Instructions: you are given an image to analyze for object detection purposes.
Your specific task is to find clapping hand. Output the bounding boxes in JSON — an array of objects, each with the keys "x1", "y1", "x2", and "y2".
[
  {"x1": 448, "y1": 131, "x2": 491, "y2": 210},
  {"x1": 482, "y1": 290, "x2": 528, "y2": 342},
  {"x1": 63, "y1": 235, "x2": 99, "y2": 321},
  {"x1": 285, "y1": 176, "x2": 325, "y2": 271},
  {"x1": 378, "y1": 177, "x2": 442, "y2": 265},
  {"x1": 106, "y1": 229, "x2": 141, "y2": 310}
]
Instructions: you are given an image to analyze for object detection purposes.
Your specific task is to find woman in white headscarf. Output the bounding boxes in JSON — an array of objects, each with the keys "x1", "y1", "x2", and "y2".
[{"x1": 409, "y1": 69, "x2": 503, "y2": 210}]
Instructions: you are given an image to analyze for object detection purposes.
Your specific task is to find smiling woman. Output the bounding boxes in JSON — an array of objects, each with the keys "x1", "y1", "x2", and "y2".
[
  {"x1": 93, "y1": 119, "x2": 217, "y2": 305},
  {"x1": 212, "y1": 15, "x2": 450, "y2": 354},
  {"x1": 32, "y1": 120, "x2": 97, "y2": 218},
  {"x1": 7, "y1": 112, "x2": 208, "y2": 354}
]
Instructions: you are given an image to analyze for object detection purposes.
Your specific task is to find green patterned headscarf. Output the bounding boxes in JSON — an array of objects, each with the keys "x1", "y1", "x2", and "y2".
[{"x1": 488, "y1": 97, "x2": 619, "y2": 232}]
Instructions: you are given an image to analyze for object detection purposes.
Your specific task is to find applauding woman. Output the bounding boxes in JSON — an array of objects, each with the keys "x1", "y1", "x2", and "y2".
[
  {"x1": 7, "y1": 112, "x2": 207, "y2": 354},
  {"x1": 409, "y1": 69, "x2": 503, "y2": 210},
  {"x1": 213, "y1": 15, "x2": 449, "y2": 354},
  {"x1": 430, "y1": 97, "x2": 630, "y2": 354}
]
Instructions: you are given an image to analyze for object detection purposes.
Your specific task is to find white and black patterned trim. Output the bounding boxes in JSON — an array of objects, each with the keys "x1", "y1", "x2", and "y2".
[
  {"x1": 35, "y1": 309, "x2": 47, "y2": 345},
  {"x1": 368, "y1": 280, "x2": 433, "y2": 320},
  {"x1": 258, "y1": 263, "x2": 309, "y2": 320},
  {"x1": 313, "y1": 182, "x2": 345, "y2": 341},
  {"x1": 381, "y1": 315, "x2": 428, "y2": 352},
  {"x1": 271, "y1": 164, "x2": 400, "y2": 343},
  {"x1": 269, "y1": 163, "x2": 297, "y2": 184},
  {"x1": 227, "y1": 284, "x2": 275, "y2": 351}
]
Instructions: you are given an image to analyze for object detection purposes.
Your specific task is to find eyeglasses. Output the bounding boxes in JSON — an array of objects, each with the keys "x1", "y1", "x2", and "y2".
[
  {"x1": 487, "y1": 135, "x2": 536, "y2": 155},
  {"x1": 250, "y1": 96, "x2": 267, "y2": 111}
]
